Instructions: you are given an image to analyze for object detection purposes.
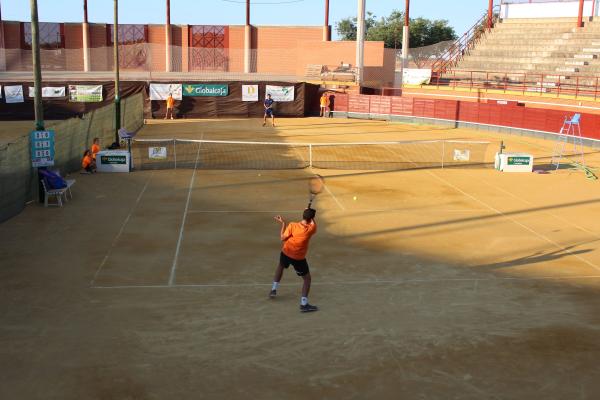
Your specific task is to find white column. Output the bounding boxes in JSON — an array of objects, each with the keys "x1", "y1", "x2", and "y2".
[
  {"x1": 244, "y1": 24, "x2": 251, "y2": 73},
  {"x1": 82, "y1": 22, "x2": 90, "y2": 72},
  {"x1": 356, "y1": 0, "x2": 366, "y2": 86},
  {"x1": 165, "y1": 24, "x2": 172, "y2": 72},
  {"x1": 401, "y1": 25, "x2": 409, "y2": 69}
]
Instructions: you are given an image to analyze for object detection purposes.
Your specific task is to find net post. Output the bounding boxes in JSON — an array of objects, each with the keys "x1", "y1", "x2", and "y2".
[
  {"x1": 173, "y1": 139, "x2": 177, "y2": 169},
  {"x1": 441, "y1": 140, "x2": 445, "y2": 169},
  {"x1": 309, "y1": 144, "x2": 313, "y2": 168}
]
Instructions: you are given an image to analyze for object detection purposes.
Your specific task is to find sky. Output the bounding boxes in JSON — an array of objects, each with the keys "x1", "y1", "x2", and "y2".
[{"x1": 1, "y1": 0, "x2": 490, "y2": 39}]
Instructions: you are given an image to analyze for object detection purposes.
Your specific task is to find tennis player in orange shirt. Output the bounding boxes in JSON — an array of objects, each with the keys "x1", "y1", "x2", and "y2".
[
  {"x1": 269, "y1": 208, "x2": 318, "y2": 312},
  {"x1": 165, "y1": 93, "x2": 175, "y2": 120}
]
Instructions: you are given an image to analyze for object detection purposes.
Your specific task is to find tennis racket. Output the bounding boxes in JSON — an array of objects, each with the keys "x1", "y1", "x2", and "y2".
[{"x1": 308, "y1": 174, "x2": 324, "y2": 208}]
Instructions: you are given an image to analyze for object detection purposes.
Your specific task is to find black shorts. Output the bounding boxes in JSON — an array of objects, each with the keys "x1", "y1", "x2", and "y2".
[
  {"x1": 265, "y1": 109, "x2": 273, "y2": 117},
  {"x1": 279, "y1": 252, "x2": 310, "y2": 277}
]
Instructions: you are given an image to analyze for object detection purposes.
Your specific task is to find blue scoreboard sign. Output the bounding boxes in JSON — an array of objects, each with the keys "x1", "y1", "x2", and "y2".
[{"x1": 30, "y1": 130, "x2": 55, "y2": 168}]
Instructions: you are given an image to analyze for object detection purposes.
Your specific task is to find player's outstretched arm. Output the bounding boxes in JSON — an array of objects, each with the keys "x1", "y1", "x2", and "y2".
[{"x1": 274, "y1": 215, "x2": 289, "y2": 241}]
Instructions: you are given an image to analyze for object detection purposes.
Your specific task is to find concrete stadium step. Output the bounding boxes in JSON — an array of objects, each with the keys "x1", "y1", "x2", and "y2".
[
  {"x1": 565, "y1": 60, "x2": 589, "y2": 66},
  {"x1": 447, "y1": 72, "x2": 597, "y2": 86},
  {"x1": 479, "y1": 38, "x2": 591, "y2": 46},
  {"x1": 499, "y1": 17, "x2": 578, "y2": 24},
  {"x1": 574, "y1": 54, "x2": 598, "y2": 59},
  {"x1": 464, "y1": 55, "x2": 577, "y2": 65}
]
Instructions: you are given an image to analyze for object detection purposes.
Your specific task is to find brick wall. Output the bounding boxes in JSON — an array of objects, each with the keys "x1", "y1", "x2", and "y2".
[
  {"x1": 228, "y1": 25, "x2": 245, "y2": 73},
  {"x1": 64, "y1": 23, "x2": 83, "y2": 71},
  {"x1": 148, "y1": 24, "x2": 166, "y2": 72},
  {"x1": 254, "y1": 26, "x2": 322, "y2": 74},
  {"x1": 3, "y1": 22, "x2": 23, "y2": 70},
  {"x1": 89, "y1": 23, "x2": 109, "y2": 71},
  {"x1": 0, "y1": 20, "x2": 392, "y2": 87}
]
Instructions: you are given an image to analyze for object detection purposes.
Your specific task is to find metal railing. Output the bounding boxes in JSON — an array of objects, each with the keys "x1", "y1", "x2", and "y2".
[
  {"x1": 431, "y1": 6, "x2": 500, "y2": 76},
  {"x1": 430, "y1": 69, "x2": 600, "y2": 100}
]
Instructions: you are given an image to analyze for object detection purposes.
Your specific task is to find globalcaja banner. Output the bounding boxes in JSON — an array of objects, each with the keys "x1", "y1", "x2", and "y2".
[
  {"x1": 149, "y1": 83, "x2": 182, "y2": 101},
  {"x1": 69, "y1": 85, "x2": 103, "y2": 102},
  {"x1": 183, "y1": 84, "x2": 228, "y2": 97},
  {"x1": 28, "y1": 86, "x2": 66, "y2": 98},
  {"x1": 5, "y1": 85, "x2": 24, "y2": 103},
  {"x1": 242, "y1": 85, "x2": 259, "y2": 102},
  {"x1": 265, "y1": 85, "x2": 294, "y2": 102}
]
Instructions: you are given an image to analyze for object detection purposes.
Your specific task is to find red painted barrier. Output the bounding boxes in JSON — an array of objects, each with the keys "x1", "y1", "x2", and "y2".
[{"x1": 339, "y1": 93, "x2": 600, "y2": 141}]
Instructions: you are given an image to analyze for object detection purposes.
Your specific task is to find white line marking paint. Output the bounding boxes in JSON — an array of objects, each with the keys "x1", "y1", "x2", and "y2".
[
  {"x1": 382, "y1": 144, "x2": 600, "y2": 272},
  {"x1": 477, "y1": 178, "x2": 600, "y2": 241},
  {"x1": 426, "y1": 172, "x2": 600, "y2": 273},
  {"x1": 187, "y1": 210, "x2": 301, "y2": 214},
  {"x1": 90, "y1": 172, "x2": 153, "y2": 286},
  {"x1": 90, "y1": 275, "x2": 600, "y2": 290},
  {"x1": 168, "y1": 134, "x2": 203, "y2": 286}
]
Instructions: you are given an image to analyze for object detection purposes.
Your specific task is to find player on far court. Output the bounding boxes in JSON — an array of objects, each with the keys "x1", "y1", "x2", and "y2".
[
  {"x1": 270, "y1": 208, "x2": 318, "y2": 312},
  {"x1": 319, "y1": 92, "x2": 330, "y2": 117},
  {"x1": 165, "y1": 93, "x2": 175, "y2": 120},
  {"x1": 263, "y1": 93, "x2": 275, "y2": 127}
]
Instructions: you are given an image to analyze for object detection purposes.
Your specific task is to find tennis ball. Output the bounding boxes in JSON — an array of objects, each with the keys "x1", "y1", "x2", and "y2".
[{"x1": 353, "y1": 196, "x2": 357, "y2": 201}]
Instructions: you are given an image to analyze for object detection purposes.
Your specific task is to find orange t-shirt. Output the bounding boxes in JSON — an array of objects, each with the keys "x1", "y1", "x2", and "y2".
[
  {"x1": 320, "y1": 96, "x2": 329, "y2": 107},
  {"x1": 91, "y1": 143, "x2": 100, "y2": 159},
  {"x1": 81, "y1": 156, "x2": 93, "y2": 169},
  {"x1": 282, "y1": 221, "x2": 317, "y2": 260},
  {"x1": 166, "y1": 96, "x2": 175, "y2": 108},
  {"x1": 82, "y1": 154, "x2": 93, "y2": 169}
]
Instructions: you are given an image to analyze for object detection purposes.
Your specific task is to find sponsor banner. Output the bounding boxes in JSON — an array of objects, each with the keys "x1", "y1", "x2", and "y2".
[
  {"x1": 100, "y1": 155, "x2": 127, "y2": 165},
  {"x1": 402, "y1": 68, "x2": 432, "y2": 85},
  {"x1": 148, "y1": 147, "x2": 168, "y2": 160},
  {"x1": 28, "y1": 86, "x2": 66, "y2": 98},
  {"x1": 265, "y1": 85, "x2": 294, "y2": 102},
  {"x1": 69, "y1": 85, "x2": 103, "y2": 102},
  {"x1": 5, "y1": 85, "x2": 24, "y2": 103},
  {"x1": 508, "y1": 156, "x2": 532, "y2": 166},
  {"x1": 149, "y1": 83, "x2": 182, "y2": 101},
  {"x1": 183, "y1": 84, "x2": 228, "y2": 97},
  {"x1": 30, "y1": 130, "x2": 55, "y2": 168},
  {"x1": 453, "y1": 149, "x2": 471, "y2": 162},
  {"x1": 242, "y1": 85, "x2": 259, "y2": 102}
]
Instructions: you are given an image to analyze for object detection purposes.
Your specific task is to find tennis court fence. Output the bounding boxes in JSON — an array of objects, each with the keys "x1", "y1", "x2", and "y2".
[{"x1": 132, "y1": 139, "x2": 492, "y2": 171}]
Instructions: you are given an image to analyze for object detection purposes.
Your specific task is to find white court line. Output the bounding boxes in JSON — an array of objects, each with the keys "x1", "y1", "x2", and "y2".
[
  {"x1": 313, "y1": 171, "x2": 345, "y2": 211},
  {"x1": 477, "y1": 179, "x2": 600, "y2": 241},
  {"x1": 427, "y1": 172, "x2": 600, "y2": 273},
  {"x1": 186, "y1": 209, "x2": 484, "y2": 214},
  {"x1": 168, "y1": 134, "x2": 203, "y2": 286},
  {"x1": 90, "y1": 274, "x2": 600, "y2": 290},
  {"x1": 187, "y1": 210, "x2": 301, "y2": 214},
  {"x1": 382, "y1": 146, "x2": 600, "y2": 272},
  {"x1": 90, "y1": 172, "x2": 154, "y2": 286}
]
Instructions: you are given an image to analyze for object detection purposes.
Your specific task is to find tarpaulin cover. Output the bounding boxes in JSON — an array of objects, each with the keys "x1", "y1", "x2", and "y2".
[
  {"x1": 147, "y1": 82, "x2": 319, "y2": 119},
  {"x1": 0, "y1": 81, "x2": 145, "y2": 120}
]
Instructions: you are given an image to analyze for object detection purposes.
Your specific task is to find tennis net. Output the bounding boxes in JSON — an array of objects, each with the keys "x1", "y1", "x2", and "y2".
[{"x1": 131, "y1": 139, "x2": 492, "y2": 171}]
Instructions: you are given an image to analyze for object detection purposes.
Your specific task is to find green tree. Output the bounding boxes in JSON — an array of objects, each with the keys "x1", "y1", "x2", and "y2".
[
  {"x1": 335, "y1": 12, "x2": 377, "y2": 42},
  {"x1": 335, "y1": 9, "x2": 457, "y2": 49}
]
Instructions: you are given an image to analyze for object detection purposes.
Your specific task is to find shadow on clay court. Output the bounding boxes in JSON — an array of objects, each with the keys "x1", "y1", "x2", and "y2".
[
  {"x1": 338, "y1": 198, "x2": 600, "y2": 240},
  {"x1": 471, "y1": 245, "x2": 595, "y2": 273}
]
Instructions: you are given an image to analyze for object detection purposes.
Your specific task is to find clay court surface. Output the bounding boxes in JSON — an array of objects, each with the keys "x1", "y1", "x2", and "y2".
[{"x1": 2, "y1": 117, "x2": 600, "y2": 399}]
